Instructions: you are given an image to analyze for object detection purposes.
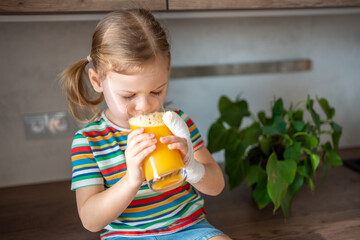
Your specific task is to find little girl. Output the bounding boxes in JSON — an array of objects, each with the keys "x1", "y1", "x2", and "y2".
[{"x1": 61, "y1": 8, "x2": 230, "y2": 240}]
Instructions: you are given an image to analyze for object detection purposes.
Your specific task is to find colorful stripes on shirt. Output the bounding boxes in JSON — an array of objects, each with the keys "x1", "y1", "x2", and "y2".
[{"x1": 70, "y1": 110, "x2": 206, "y2": 238}]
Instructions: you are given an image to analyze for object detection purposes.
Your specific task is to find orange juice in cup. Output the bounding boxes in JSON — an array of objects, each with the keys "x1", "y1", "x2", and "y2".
[{"x1": 129, "y1": 111, "x2": 187, "y2": 192}]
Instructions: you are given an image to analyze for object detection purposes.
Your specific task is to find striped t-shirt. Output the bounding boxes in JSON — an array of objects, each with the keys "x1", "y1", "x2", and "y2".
[{"x1": 70, "y1": 110, "x2": 206, "y2": 239}]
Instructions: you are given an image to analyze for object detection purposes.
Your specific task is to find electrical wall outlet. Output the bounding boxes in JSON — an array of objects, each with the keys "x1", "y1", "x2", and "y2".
[{"x1": 23, "y1": 112, "x2": 78, "y2": 140}]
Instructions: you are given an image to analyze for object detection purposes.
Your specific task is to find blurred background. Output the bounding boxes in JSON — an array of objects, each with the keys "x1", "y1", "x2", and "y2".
[{"x1": 0, "y1": 5, "x2": 359, "y2": 188}]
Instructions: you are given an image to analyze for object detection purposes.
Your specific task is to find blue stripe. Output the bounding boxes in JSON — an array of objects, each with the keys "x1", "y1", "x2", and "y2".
[
  {"x1": 120, "y1": 192, "x2": 200, "y2": 220},
  {"x1": 127, "y1": 184, "x2": 191, "y2": 209},
  {"x1": 190, "y1": 128, "x2": 200, "y2": 138},
  {"x1": 116, "y1": 194, "x2": 202, "y2": 224},
  {"x1": 72, "y1": 158, "x2": 96, "y2": 167}
]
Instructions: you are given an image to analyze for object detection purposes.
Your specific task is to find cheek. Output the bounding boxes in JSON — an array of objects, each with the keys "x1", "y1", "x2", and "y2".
[{"x1": 103, "y1": 90, "x2": 127, "y2": 114}]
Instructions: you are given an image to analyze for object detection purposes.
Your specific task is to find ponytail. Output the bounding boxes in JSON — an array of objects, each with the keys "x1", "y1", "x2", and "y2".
[{"x1": 60, "y1": 57, "x2": 103, "y2": 123}]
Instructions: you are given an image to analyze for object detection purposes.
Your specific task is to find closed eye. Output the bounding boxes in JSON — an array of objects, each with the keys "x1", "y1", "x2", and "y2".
[
  {"x1": 151, "y1": 90, "x2": 162, "y2": 96},
  {"x1": 122, "y1": 94, "x2": 136, "y2": 100}
]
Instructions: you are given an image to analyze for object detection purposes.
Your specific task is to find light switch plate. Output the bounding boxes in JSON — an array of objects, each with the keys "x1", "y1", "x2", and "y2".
[{"x1": 23, "y1": 112, "x2": 78, "y2": 140}]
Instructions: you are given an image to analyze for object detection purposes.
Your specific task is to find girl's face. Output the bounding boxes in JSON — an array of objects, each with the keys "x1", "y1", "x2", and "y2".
[{"x1": 89, "y1": 58, "x2": 169, "y2": 128}]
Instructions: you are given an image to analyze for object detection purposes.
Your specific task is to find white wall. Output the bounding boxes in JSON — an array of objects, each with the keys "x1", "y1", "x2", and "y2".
[
  {"x1": 165, "y1": 14, "x2": 360, "y2": 161},
  {"x1": 0, "y1": 12, "x2": 359, "y2": 187}
]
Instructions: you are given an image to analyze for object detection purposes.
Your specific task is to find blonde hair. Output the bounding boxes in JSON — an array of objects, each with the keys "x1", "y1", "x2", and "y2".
[{"x1": 61, "y1": 8, "x2": 171, "y2": 122}]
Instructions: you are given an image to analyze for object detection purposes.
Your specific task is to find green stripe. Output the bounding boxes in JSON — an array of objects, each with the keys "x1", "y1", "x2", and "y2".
[
  {"x1": 95, "y1": 151, "x2": 122, "y2": 162},
  {"x1": 72, "y1": 143, "x2": 90, "y2": 148},
  {"x1": 73, "y1": 174, "x2": 103, "y2": 182},
  {"x1": 193, "y1": 138, "x2": 202, "y2": 146},
  {"x1": 74, "y1": 134, "x2": 86, "y2": 140},
  {"x1": 134, "y1": 191, "x2": 160, "y2": 200},
  {"x1": 139, "y1": 199, "x2": 201, "y2": 229},
  {"x1": 99, "y1": 161, "x2": 124, "y2": 170},
  {"x1": 114, "y1": 195, "x2": 202, "y2": 229}
]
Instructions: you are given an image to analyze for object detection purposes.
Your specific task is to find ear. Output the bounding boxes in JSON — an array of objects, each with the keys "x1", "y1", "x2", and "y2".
[{"x1": 88, "y1": 68, "x2": 103, "y2": 93}]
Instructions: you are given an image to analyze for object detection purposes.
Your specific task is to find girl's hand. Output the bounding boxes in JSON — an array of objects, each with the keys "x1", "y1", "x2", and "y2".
[
  {"x1": 162, "y1": 111, "x2": 205, "y2": 184},
  {"x1": 160, "y1": 136, "x2": 188, "y2": 160},
  {"x1": 125, "y1": 128, "x2": 157, "y2": 186}
]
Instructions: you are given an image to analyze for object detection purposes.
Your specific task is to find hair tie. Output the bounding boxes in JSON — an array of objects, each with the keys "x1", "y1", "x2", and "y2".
[{"x1": 87, "y1": 55, "x2": 92, "y2": 62}]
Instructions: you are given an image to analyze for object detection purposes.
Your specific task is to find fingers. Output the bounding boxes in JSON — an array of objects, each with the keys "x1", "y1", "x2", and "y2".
[
  {"x1": 132, "y1": 143, "x2": 156, "y2": 163},
  {"x1": 160, "y1": 135, "x2": 184, "y2": 143},
  {"x1": 128, "y1": 129, "x2": 155, "y2": 147},
  {"x1": 126, "y1": 129, "x2": 157, "y2": 164},
  {"x1": 160, "y1": 136, "x2": 188, "y2": 157}
]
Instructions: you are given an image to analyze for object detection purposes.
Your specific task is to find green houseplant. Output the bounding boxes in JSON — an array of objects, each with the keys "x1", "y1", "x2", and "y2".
[{"x1": 207, "y1": 95, "x2": 343, "y2": 218}]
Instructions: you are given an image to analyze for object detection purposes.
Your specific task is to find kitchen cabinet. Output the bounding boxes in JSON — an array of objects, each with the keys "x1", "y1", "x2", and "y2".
[
  {"x1": 0, "y1": 0, "x2": 167, "y2": 13},
  {"x1": 1, "y1": 0, "x2": 360, "y2": 13},
  {"x1": 168, "y1": 0, "x2": 360, "y2": 10}
]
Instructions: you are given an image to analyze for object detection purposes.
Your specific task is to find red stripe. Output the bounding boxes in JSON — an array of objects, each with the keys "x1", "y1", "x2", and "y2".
[
  {"x1": 129, "y1": 183, "x2": 191, "y2": 207},
  {"x1": 71, "y1": 146, "x2": 92, "y2": 154},
  {"x1": 171, "y1": 207, "x2": 205, "y2": 226},
  {"x1": 85, "y1": 128, "x2": 111, "y2": 137},
  {"x1": 194, "y1": 140, "x2": 205, "y2": 150},
  {"x1": 101, "y1": 208, "x2": 205, "y2": 238},
  {"x1": 186, "y1": 118, "x2": 193, "y2": 126},
  {"x1": 101, "y1": 163, "x2": 126, "y2": 175},
  {"x1": 84, "y1": 126, "x2": 129, "y2": 137}
]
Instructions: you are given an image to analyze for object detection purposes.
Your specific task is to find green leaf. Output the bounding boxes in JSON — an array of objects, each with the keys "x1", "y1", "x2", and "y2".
[
  {"x1": 306, "y1": 96, "x2": 321, "y2": 131},
  {"x1": 305, "y1": 177, "x2": 315, "y2": 192},
  {"x1": 317, "y1": 97, "x2": 335, "y2": 119},
  {"x1": 247, "y1": 165, "x2": 266, "y2": 186},
  {"x1": 207, "y1": 122, "x2": 228, "y2": 153},
  {"x1": 302, "y1": 147, "x2": 312, "y2": 155},
  {"x1": 331, "y1": 122, "x2": 342, "y2": 152},
  {"x1": 281, "y1": 174, "x2": 304, "y2": 219},
  {"x1": 321, "y1": 141, "x2": 333, "y2": 152},
  {"x1": 258, "y1": 111, "x2": 267, "y2": 126},
  {"x1": 298, "y1": 158, "x2": 313, "y2": 178},
  {"x1": 221, "y1": 99, "x2": 250, "y2": 128},
  {"x1": 294, "y1": 132, "x2": 318, "y2": 149},
  {"x1": 225, "y1": 122, "x2": 261, "y2": 189},
  {"x1": 260, "y1": 137, "x2": 272, "y2": 156},
  {"x1": 252, "y1": 174, "x2": 272, "y2": 209},
  {"x1": 274, "y1": 116, "x2": 287, "y2": 134},
  {"x1": 283, "y1": 142, "x2": 302, "y2": 163},
  {"x1": 326, "y1": 150, "x2": 343, "y2": 166},
  {"x1": 266, "y1": 153, "x2": 297, "y2": 212},
  {"x1": 224, "y1": 139, "x2": 249, "y2": 189},
  {"x1": 306, "y1": 135, "x2": 319, "y2": 149},
  {"x1": 282, "y1": 134, "x2": 293, "y2": 146},
  {"x1": 310, "y1": 154, "x2": 320, "y2": 173},
  {"x1": 218, "y1": 95, "x2": 233, "y2": 114},
  {"x1": 272, "y1": 98, "x2": 284, "y2": 119},
  {"x1": 239, "y1": 122, "x2": 262, "y2": 147},
  {"x1": 293, "y1": 110, "x2": 303, "y2": 121},
  {"x1": 292, "y1": 121, "x2": 305, "y2": 132},
  {"x1": 263, "y1": 116, "x2": 287, "y2": 136}
]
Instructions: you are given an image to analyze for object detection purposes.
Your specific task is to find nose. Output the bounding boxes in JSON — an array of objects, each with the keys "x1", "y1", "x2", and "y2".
[{"x1": 134, "y1": 95, "x2": 152, "y2": 115}]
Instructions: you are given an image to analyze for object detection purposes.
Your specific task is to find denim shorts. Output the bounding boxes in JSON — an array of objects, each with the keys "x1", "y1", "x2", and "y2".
[{"x1": 105, "y1": 219, "x2": 227, "y2": 240}]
